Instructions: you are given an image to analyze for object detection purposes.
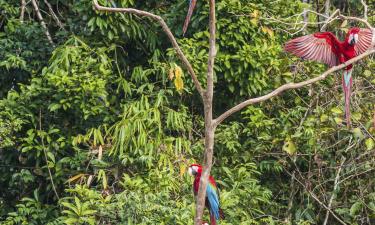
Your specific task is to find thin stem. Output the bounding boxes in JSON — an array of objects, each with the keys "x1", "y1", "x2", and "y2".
[
  {"x1": 323, "y1": 156, "x2": 346, "y2": 225},
  {"x1": 44, "y1": 0, "x2": 65, "y2": 30},
  {"x1": 20, "y1": 0, "x2": 26, "y2": 22},
  {"x1": 361, "y1": 0, "x2": 368, "y2": 20},
  {"x1": 31, "y1": 0, "x2": 54, "y2": 46},
  {"x1": 39, "y1": 109, "x2": 60, "y2": 200},
  {"x1": 284, "y1": 169, "x2": 347, "y2": 225}
]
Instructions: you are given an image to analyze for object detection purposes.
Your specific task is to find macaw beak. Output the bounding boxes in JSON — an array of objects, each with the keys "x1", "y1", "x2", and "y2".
[{"x1": 350, "y1": 38, "x2": 355, "y2": 45}]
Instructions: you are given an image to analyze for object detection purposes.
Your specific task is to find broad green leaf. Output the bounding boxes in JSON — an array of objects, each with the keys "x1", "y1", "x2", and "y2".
[
  {"x1": 350, "y1": 202, "x2": 362, "y2": 216},
  {"x1": 352, "y1": 127, "x2": 364, "y2": 139},
  {"x1": 331, "y1": 107, "x2": 343, "y2": 115},
  {"x1": 283, "y1": 138, "x2": 296, "y2": 155},
  {"x1": 365, "y1": 138, "x2": 375, "y2": 150}
]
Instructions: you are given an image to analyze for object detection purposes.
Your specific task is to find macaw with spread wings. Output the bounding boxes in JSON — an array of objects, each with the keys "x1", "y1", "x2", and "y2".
[{"x1": 285, "y1": 28, "x2": 374, "y2": 127}]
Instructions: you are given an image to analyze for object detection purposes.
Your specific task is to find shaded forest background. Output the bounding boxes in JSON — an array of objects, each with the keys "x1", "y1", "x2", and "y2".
[{"x1": 0, "y1": 0, "x2": 374, "y2": 224}]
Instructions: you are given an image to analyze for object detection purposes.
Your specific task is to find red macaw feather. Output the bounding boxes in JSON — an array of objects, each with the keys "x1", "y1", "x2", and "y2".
[
  {"x1": 354, "y1": 29, "x2": 374, "y2": 55},
  {"x1": 182, "y1": 0, "x2": 197, "y2": 36},
  {"x1": 190, "y1": 164, "x2": 224, "y2": 225},
  {"x1": 284, "y1": 28, "x2": 374, "y2": 127},
  {"x1": 284, "y1": 32, "x2": 341, "y2": 66},
  {"x1": 342, "y1": 69, "x2": 353, "y2": 126}
]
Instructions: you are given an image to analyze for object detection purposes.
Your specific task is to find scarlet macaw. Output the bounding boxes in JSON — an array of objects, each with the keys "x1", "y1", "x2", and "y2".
[
  {"x1": 182, "y1": 0, "x2": 197, "y2": 35},
  {"x1": 188, "y1": 164, "x2": 224, "y2": 225},
  {"x1": 284, "y1": 28, "x2": 374, "y2": 127}
]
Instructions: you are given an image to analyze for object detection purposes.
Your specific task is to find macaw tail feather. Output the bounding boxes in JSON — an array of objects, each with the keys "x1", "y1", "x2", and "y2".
[
  {"x1": 210, "y1": 213, "x2": 217, "y2": 225},
  {"x1": 182, "y1": 0, "x2": 197, "y2": 36},
  {"x1": 219, "y1": 208, "x2": 225, "y2": 219},
  {"x1": 209, "y1": 208, "x2": 224, "y2": 225},
  {"x1": 342, "y1": 69, "x2": 353, "y2": 128}
]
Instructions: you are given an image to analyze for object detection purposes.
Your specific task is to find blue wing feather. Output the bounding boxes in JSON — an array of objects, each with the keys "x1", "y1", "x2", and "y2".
[{"x1": 206, "y1": 183, "x2": 220, "y2": 220}]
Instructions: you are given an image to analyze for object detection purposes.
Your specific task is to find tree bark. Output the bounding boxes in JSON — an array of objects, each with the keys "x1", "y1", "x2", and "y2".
[
  {"x1": 194, "y1": 0, "x2": 216, "y2": 224},
  {"x1": 43, "y1": 0, "x2": 65, "y2": 30},
  {"x1": 302, "y1": 0, "x2": 309, "y2": 24},
  {"x1": 31, "y1": 0, "x2": 54, "y2": 46},
  {"x1": 324, "y1": 0, "x2": 330, "y2": 17},
  {"x1": 20, "y1": 0, "x2": 26, "y2": 23}
]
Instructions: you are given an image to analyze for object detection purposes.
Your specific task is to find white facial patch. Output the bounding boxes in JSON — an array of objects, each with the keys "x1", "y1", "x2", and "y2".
[
  {"x1": 348, "y1": 34, "x2": 354, "y2": 44},
  {"x1": 188, "y1": 167, "x2": 193, "y2": 176},
  {"x1": 188, "y1": 166, "x2": 199, "y2": 176},
  {"x1": 354, "y1": 34, "x2": 359, "y2": 43}
]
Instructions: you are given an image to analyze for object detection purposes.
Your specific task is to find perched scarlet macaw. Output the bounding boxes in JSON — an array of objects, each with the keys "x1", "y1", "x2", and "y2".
[
  {"x1": 284, "y1": 28, "x2": 374, "y2": 127},
  {"x1": 182, "y1": 0, "x2": 197, "y2": 35},
  {"x1": 188, "y1": 164, "x2": 224, "y2": 225}
]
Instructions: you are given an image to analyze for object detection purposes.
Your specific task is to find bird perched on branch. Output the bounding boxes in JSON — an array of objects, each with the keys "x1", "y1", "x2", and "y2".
[
  {"x1": 188, "y1": 164, "x2": 224, "y2": 225},
  {"x1": 182, "y1": 0, "x2": 197, "y2": 35},
  {"x1": 284, "y1": 27, "x2": 374, "y2": 127}
]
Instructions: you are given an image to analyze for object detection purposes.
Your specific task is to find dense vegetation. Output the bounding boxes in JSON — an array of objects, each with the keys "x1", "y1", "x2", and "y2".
[{"x1": 0, "y1": 0, "x2": 374, "y2": 224}]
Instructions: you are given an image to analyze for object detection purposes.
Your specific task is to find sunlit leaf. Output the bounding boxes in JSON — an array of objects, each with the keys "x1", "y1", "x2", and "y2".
[
  {"x1": 283, "y1": 138, "x2": 296, "y2": 155},
  {"x1": 365, "y1": 138, "x2": 375, "y2": 150}
]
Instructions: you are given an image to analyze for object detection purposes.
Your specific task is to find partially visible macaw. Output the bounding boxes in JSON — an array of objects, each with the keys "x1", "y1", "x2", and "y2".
[
  {"x1": 182, "y1": 0, "x2": 197, "y2": 35},
  {"x1": 284, "y1": 27, "x2": 374, "y2": 127},
  {"x1": 188, "y1": 164, "x2": 224, "y2": 225}
]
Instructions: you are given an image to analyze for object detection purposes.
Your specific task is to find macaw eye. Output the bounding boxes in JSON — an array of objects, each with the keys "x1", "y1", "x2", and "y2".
[{"x1": 348, "y1": 34, "x2": 354, "y2": 44}]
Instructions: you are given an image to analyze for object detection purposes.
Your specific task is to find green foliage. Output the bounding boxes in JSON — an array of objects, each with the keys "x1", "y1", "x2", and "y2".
[{"x1": 1, "y1": 0, "x2": 374, "y2": 224}]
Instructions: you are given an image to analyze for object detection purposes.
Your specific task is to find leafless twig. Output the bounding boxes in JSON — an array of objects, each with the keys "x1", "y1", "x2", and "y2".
[
  {"x1": 361, "y1": 0, "x2": 368, "y2": 20},
  {"x1": 323, "y1": 156, "x2": 346, "y2": 225},
  {"x1": 43, "y1": 0, "x2": 64, "y2": 29},
  {"x1": 284, "y1": 169, "x2": 347, "y2": 225},
  {"x1": 31, "y1": 0, "x2": 54, "y2": 46},
  {"x1": 39, "y1": 109, "x2": 60, "y2": 200},
  {"x1": 321, "y1": 9, "x2": 339, "y2": 31},
  {"x1": 20, "y1": 0, "x2": 27, "y2": 23}
]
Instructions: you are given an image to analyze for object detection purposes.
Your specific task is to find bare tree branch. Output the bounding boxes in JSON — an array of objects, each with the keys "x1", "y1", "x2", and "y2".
[
  {"x1": 213, "y1": 49, "x2": 375, "y2": 127},
  {"x1": 361, "y1": 0, "x2": 368, "y2": 20},
  {"x1": 20, "y1": 0, "x2": 26, "y2": 23},
  {"x1": 194, "y1": 0, "x2": 217, "y2": 223},
  {"x1": 324, "y1": 0, "x2": 330, "y2": 18},
  {"x1": 44, "y1": 0, "x2": 64, "y2": 30},
  {"x1": 284, "y1": 169, "x2": 348, "y2": 225},
  {"x1": 321, "y1": 9, "x2": 339, "y2": 31},
  {"x1": 323, "y1": 156, "x2": 346, "y2": 225},
  {"x1": 31, "y1": 0, "x2": 54, "y2": 46},
  {"x1": 92, "y1": 0, "x2": 204, "y2": 98},
  {"x1": 302, "y1": 0, "x2": 309, "y2": 24},
  {"x1": 338, "y1": 14, "x2": 372, "y2": 30}
]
